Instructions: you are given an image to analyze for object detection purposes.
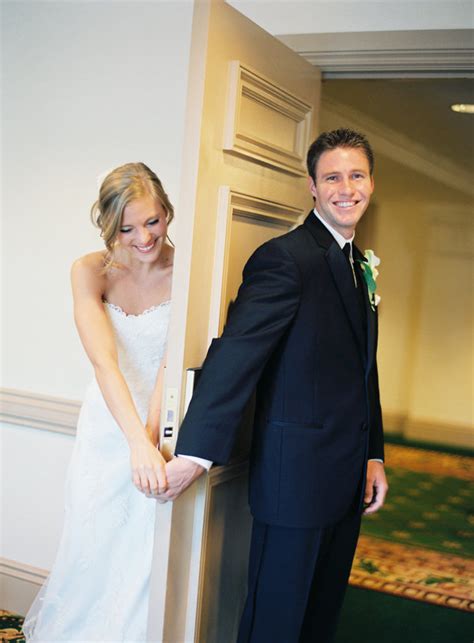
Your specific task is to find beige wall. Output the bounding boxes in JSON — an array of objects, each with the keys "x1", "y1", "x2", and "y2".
[
  {"x1": 409, "y1": 208, "x2": 473, "y2": 426},
  {"x1": 321, "y1": 101, "x2": 473, "y2": 447}
]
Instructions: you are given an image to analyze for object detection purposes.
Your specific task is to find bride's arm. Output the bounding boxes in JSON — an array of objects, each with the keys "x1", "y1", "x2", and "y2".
[{"x1": 71, "y1": 254, "x2": 167, "y2": 495}]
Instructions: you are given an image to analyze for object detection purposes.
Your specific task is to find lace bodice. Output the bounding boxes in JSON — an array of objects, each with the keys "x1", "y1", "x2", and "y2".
[{"x1": 103, "y1": 300, "x2": 170, "y2": 412}]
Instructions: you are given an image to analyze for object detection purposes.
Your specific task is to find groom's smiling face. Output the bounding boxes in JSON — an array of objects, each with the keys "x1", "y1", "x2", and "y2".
[{"x1": 308, "y1": 147, "x2": 374, "y2": 239}]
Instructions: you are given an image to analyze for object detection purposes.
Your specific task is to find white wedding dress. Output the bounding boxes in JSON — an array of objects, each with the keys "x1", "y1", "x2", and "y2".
[{"x1": 23, "y1": 300, "x2": 171, "y2": 643}]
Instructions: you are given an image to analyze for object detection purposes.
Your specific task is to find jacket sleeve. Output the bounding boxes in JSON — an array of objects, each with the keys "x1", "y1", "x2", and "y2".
[
  {"x1": 176, "y1": 240, "x2": 301, "y2": 464},
  {"x1": 368, "y1": 327, "x2": 385, "y2": 462}
]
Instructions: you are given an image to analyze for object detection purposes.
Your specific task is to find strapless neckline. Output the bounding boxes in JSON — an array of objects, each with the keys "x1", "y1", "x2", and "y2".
[{"x1": 103, "y1": 299, "x2": 171, "y2": 318}]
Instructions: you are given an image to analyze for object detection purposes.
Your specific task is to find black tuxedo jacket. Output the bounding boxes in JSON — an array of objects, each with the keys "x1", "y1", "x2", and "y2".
[{"x1": 176, "y1": 212, "x2": 384, "y2": 528}]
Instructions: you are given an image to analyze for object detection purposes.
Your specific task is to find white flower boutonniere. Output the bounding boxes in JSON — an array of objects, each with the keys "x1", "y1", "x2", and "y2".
[{"x1": 358, "y1": 249, "x2": 381, "y2": 311}]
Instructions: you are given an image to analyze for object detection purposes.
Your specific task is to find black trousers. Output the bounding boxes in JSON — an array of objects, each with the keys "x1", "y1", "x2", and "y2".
[{"x1": 237, "y1": 507, "x2": 361, "y2": 643}]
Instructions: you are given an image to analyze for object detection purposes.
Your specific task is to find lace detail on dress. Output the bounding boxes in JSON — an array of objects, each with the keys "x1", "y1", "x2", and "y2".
[{"x1": 103, "y1": 299, "x2": 171, "y2": 318}]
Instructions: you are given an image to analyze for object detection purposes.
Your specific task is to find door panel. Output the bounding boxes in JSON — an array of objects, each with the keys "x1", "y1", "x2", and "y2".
[{"x1": 149, "y1": 2, "x2": 320, "y2": 641}]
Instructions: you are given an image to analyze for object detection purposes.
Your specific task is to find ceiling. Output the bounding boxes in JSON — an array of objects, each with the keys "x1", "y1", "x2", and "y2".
[{"x1": 321, "y1": 78, "x2": 474, "y2": 175}]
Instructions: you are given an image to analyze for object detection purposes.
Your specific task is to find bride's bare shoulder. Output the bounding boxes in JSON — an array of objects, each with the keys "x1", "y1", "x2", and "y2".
[{"x1": 71, "y1": 251, "x2": 108, "y2": 276}]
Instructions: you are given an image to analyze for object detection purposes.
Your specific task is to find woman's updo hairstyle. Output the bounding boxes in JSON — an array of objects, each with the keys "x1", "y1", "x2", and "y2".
[{"x1": 91, "y1": 162, "x2": 174, "y2": 266}]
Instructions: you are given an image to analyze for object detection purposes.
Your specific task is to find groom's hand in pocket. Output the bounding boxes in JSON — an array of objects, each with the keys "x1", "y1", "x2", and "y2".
[{"x1": 154, "y1": 456, "x2": 205, "y2": 502}]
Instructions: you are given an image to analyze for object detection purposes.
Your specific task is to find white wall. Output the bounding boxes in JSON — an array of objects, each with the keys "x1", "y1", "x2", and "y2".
[
  {"x1": 2, "y1": 0, "x2": 194, "y2": 400},
  {"x1": 227, "y1": 0, "x2": 474, "y2": 35},
  {"x1": 1, "y1": 0, "x2": 195, "y2": 593},
  {"x1": 1, "y1": 424, "x2": 75, "y2": 569}
]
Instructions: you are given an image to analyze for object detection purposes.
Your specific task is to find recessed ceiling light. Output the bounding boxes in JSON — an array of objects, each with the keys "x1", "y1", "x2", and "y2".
[{"x1": 450, "y1": 104, "x2": 474, "y2": 114}]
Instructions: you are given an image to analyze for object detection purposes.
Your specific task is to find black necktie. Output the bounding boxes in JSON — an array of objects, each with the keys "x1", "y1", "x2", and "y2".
[
  {"x1": 344, "y1": 243, "x2": 368, "y2": 353},
  {"x1": 342, "y1": 243, "x2": 356, "y2": 287}
]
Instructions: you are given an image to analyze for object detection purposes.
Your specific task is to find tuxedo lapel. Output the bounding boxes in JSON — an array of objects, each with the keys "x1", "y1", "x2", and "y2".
[
  {"x1": 326, "y1": 243, "x2": 366, "y2": 360},
  {"x1": 353, "y1": 245, "x2": 377, "y2": 372},
  {"x1": 304, "y1": 213, "x2": 366, "y2": 363}
]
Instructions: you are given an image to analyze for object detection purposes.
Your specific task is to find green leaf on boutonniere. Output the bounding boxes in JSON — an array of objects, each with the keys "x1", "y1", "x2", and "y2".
[{"x1": 356, "y1": 249, "x2": 381, "y2": 311}]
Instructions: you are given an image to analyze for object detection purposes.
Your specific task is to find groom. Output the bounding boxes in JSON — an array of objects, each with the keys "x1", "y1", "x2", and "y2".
[{"x1": 161, "y1": 128, "x2": 388, "y2": 642}]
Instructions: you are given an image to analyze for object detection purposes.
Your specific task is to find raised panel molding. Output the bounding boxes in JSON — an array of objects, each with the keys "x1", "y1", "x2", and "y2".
[
  {"x1": 208, "y1": 188, "x2": 303, "y2": 340},
  {"x1": 226, "y1": 190, "x2": 303, "y2": 226},
  {"x1": 223, "y1": 61, "x2": 313, "y2": 175},
  {"x1": 0, "y1": 388, "x2": 79, "y2": 435},
  {"x1": 193, "y1": 462, "x2": 251, "y2": 643}
]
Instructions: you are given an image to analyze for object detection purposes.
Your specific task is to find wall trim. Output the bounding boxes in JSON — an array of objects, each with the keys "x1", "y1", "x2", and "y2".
[
  {"x1": 277, "y1": 30, "x2": 474, "y2": 78},
  {"x1": 321, "y1": 95, "x2": 474, "y2": 197},
  {"x1": 0, "y1": 558, "x2": 48, "y2": 587},
  {"x1": 0, "y1": 388, "x2": 80, "y2": 436},
  {"x1": 0, "y1": 558, "x2": 47, "y2": 616}
]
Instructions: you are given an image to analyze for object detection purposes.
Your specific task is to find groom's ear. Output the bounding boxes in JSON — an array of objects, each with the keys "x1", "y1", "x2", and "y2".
[{"x1": 307, "y1": 175, "x2": 317, "y2": 202}]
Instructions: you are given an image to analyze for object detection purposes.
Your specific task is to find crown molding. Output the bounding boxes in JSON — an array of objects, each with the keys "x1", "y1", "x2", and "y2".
[
  {"x1": 322, "y1": 95, "x2": 474, "y2": 196},
  {"x1": 278, "y1": 29, "x2": 474, "y2": 78}
]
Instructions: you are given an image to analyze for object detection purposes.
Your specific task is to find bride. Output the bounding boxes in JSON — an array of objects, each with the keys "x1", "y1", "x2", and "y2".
[{"x1": 24, "y1": 163, "x2": 175, "y2": 641}]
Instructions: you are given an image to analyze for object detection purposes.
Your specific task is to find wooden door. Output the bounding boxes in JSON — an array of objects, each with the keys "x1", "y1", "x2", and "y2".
[{"x1": 148, "y1": 2, "x2": 321, "y2": 641}]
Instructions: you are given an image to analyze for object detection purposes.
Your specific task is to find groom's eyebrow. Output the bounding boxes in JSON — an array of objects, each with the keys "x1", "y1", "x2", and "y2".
[
  {"x1": 320, "y1": 170, "x2": 341, "y2": 177},
  {"x1": 321, "y1": 167, "x2": 367, "y2": 177}
]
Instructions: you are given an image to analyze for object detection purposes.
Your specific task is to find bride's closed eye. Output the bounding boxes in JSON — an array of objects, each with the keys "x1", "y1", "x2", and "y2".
[{"x1": 120, "y1": 218, "x2": 160, "y2": 234}]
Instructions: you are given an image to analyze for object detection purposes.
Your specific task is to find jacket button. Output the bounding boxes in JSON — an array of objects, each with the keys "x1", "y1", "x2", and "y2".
[{"x1": 361, "y1": 422, "x2": 368, "y2": 432}]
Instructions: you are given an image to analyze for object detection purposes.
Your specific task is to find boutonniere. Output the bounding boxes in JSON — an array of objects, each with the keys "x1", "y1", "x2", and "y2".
[{"x1": 357, "y1": 249, "x2": 381, "y2": 311}]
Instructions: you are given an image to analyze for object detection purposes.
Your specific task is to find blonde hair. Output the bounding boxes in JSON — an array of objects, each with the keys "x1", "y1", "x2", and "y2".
[{"x1": 91, "y1": 163, "x2": 174, "y2": 268}]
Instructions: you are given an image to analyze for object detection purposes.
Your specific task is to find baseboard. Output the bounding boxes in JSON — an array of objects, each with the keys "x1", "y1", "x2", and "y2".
[
  {"x1": 382, "y1": 412, "x2": 407, "y2": 435},
  {"x1": 0, "y1": 558, "x2": 47, "y2": 616},
  {"x1": 382, "y1": 412, "x2": 473, "y2": 450},
  {"x1": 405, "y1": 419, "x2": 473, "y2": 450}
]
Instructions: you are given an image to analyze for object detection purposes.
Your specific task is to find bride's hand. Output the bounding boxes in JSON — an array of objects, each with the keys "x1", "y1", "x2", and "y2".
[{"x1": 130, "y1": 436, "x2": 168, "y2": 495}]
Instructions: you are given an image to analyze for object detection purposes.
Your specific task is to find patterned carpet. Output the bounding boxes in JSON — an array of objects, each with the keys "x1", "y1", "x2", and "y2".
[
  {"x1": 3, "y1": 444, "x2": 473, "y2": 641},
  {"x1": 350, "y1": 444, "x2": 474, "y2": 612},
  {"x1": 0, "y1": 610, "x2": 24, "y2": 642}
]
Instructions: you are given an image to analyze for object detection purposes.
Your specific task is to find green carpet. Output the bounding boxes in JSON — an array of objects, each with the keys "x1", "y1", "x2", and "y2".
[
  {"x1": 362, "y1": 468, "x2": 473, "y2": 557},
  {"x1": 336, "y1": 586, "x2": 473, "y2": 643}
]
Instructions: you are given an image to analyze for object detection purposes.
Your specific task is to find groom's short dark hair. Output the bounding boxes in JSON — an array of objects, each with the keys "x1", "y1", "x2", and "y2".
[{"x1": 307, "y1": 128, "x2": 374, "y2": 181}]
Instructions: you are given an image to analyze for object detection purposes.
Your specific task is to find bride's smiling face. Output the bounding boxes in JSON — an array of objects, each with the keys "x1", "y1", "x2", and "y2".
[{"x1": 118, "y1": 195, "x2": 168, "y2": 263}]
